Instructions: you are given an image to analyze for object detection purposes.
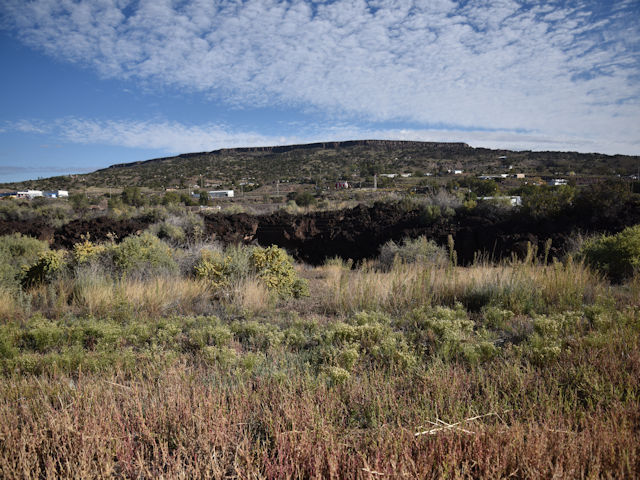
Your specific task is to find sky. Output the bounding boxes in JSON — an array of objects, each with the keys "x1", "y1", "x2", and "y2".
[{"x1": 0, "y1": 0, "x2": 639, "y2": 183}]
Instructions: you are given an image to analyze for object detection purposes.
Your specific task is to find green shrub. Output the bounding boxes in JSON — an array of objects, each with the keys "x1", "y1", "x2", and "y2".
[
  {"x1": 250, "y1": 245, "x2": 309, "y2": 298},
  {"x1": 71, "y1": 236, "x2": 107, "y2": 266},
  {"x1": 401, "y1": 304, "x2": 497, "y2": 363},
  {"x1": 290, "y1": 190, "x2": 316, "y2": 207},
  {"x1": 482, "y1": 306, "x2": 515, "y2": 329},
  {"x1": 419, "y1": 204, "x2": 442, "y2": 224},
  {"x1": 378, "y1": 236, "x2": 447, "y2": 270},
  {"x1": 316, "y1": 311, "x2": 417, "y2": 370},
  {"x1": 112, "y1": 233, "x2": 177, "y2": 275},
  {"x1": 194, "y1": 250, "x2": 233, "y2": 289},
  {"x1": 523, "y1": 312, "x2": 583, "y2": 365},
  {"x1": 579, "y1": 225, "x2": 640, "y2": 282},
  {"x1": 21, "y1": 250, "x2": 67, "y2": 288},
  {"x1": 152, "y1": 221, "x2": 186, "y2": 245},
  {"x1": 0, "y1": 234, "x2": 50, "y2": 289}
]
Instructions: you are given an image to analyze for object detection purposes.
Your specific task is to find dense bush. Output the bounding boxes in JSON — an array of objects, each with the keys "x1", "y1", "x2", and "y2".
[
  {"x1": 579, "y1": 225, "x2": 640, "y2": 282},
  {"x1": 193, "y1": 244, "x2": 308, "y2": 299},
  {"x1": 112, "y1": 233, "x2": 177, "y2": 276},
  {"x1": 250, "y1": 245, "x2": 309, "y2": 298},
  {"x1": 400, "y1": 304, "x2": 497, "y2": 364},
  {"x1": 21, "y1": 250, "x2": 67, "y2": 288},
  {"x1": 194, "y1": 250, "x2": 234, "y2": 289},
  {"x1": 521, "y1": 185, "x2": 576, "y2": 219},
  {"x1": 378, "y1": 236, "x2": 447, "y2": 270},
  {"x1": 0, "y1": 234, "x2": 50, "y2": 289}
]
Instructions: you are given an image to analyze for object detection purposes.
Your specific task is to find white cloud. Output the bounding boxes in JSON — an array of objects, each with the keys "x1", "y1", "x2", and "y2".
[
  {"x1": 1, "y1": 0, "x2": 639, "y2": 153},
  {"x1": 5, "y1": 117, "x2": 638, "y2": 156}
]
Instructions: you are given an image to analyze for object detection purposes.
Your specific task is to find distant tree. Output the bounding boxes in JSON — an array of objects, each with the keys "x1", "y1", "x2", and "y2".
[
  {"x1": 162, "y1": 191, "x2": 181, "y2": 205},
  {"x1": 198, "y1": 190, "x2": 210, "y2": 206},
  {"x1": 522, "y1": 185, "x2": 576, "y2": 219},
  {"x1": 289, "y1": 190, "x2": 316, "y2": 207},
  {"x1": 180, "y1": 193, "x2": 197, "y2": 206},
  {"x1": 121, "y1": 187, "x2": 146, "y2": 207},
  {"x1": 69, "y1": 193, "x2": 89, "y2": 211},
  {"x1": 458, "y1": 178, "x2": 498, "y2": 197}
]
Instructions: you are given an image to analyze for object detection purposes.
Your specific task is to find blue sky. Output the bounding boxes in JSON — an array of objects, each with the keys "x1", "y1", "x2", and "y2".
[{"x1": 1, "y1": 0, "x2": 639, "y2": 183}]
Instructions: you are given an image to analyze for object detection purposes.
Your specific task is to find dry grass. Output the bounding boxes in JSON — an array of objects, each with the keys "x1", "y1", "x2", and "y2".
[
  {"x1": 318, "y1": 258, "x2": 606, "y2": 315},
  {"x1": 1, "y1": 346, "x2": 638, "y2": 479},
  {"x1": 2, "y1": 250, "x2": 638, "y2": 478},
  {"x1": 0, "y1": 287, "x2": 23, "y2": 322},
  {"x1": 229, "y1": 276, "x2": 274, "y2": 315},
  {"x1": 118, "y1": 276, "x2": 213, "y2": 317},
  {"x1": 54, "y1": 274, "x2": 215, "y2": 318}
]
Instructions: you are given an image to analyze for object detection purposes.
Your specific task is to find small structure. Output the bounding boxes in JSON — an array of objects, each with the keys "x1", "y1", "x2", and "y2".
[
  {"x1": 16, "y1": 190, "x2": 43, "y2": 199},
  {"x1": 479, "y1": 196, "x2": 522, "y2": 207},
  {"x1": 478, "y1": 174, "x2": 508, "y2": 180},
  {"x1": 335, "y1": 181, "x2": 350, "y2": 189},
  {"x1": 514, "y1": 173, "x2": 525, "y2": 179},
  {"x1": 208, "y1": 190, "x2": 235, "y2": 198},
  {"x1": 380, "y1": 173, "x2": 397, "y2": 178},
  {"x1": 548, "y1": 179, "x2": 568, "y2": 186},
  {"x1": 43, "y1": 190, "x2": 69, "y2": 198}
]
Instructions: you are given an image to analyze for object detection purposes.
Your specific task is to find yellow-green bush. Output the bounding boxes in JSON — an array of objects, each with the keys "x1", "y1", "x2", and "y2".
[
  {"x1": 250, "y1": 245, "x2": 309, "y2": 298},
  {"x1": 21, "y1": 250, "x2": 67, "y2": 288},
  {"x1": 194, "y1": 250, "x2": 233, "y2": 289},
  {"x1": 112, "y1": 232, "x2": 177, "y2": 275},
  {"x1": 72, "y1": 236, "x2": 107, "y2": 266}
]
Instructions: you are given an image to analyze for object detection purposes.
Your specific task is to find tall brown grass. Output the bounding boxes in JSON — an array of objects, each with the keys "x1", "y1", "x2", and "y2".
[
  {"x1": 319, "y1": 257, "x2": 606, "y2": 315},
  {"x1": 229, "y1": 276, "x2": 274, "y2": 315}
]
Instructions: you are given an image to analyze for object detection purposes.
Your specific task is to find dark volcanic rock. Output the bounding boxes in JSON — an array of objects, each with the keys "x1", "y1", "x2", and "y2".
[
  {"x1": 2, "y1": 195, "x2": 639, "y2": 265},
  {"x1": 53, "y1": 216, "x2": 153, "y2": 249}
]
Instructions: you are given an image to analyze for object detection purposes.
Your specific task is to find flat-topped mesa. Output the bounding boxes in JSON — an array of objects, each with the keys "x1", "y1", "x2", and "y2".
[
  {"x1": 101, "y1": 140, "x2": 471, "y2": 170},
  {"x1": 213, "y1": 140, "x2": 471, "y2": 155}
]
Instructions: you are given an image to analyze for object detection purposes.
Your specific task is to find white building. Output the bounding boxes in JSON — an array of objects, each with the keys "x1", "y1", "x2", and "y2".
[
  {"x1": 16, "y1": 190, "x2": 43, "y2": 199},
  {"x1": 548, "y1": 179, "x2": 568, "y2": 186},
  {"x1": 43, "y1": 190, "x2": 69, "y2": 198},
  {"x1": 479, "y1": 196, "x2": 522, "y2": 207},
  {"x1": 208, "y1": 190, "x2": 235, "y2": 198}
]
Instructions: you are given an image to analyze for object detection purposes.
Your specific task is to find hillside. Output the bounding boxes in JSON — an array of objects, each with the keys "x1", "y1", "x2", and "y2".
[{"x1": 3, "y1": 139, "x2": 639, "y2": 190}]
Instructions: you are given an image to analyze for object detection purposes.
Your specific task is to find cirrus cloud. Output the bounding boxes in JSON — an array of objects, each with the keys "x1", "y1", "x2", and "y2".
[
  {"x1": 5, "y1": 116, "x2": 635, "y2": 156},
  {"x1": 1, "y1": 0, "x2": 639, "y2": 154}
]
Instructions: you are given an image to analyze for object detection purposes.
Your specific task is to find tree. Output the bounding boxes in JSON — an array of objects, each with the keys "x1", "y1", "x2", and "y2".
[
  {"x1": 69, "y1": 193, "x2": 89, "y2": 211},
  {"x1": 162, "y1": 191, "x2": 181, "y2": 205},
  {"x1": 289, "y1": 190, "x2": 315, "y2": 207},
  {"x1": 198, "y1": 190, "x2": 210, "y2": 206},
  {"x1": 121, "y1": 187, "x2": 146, "y2": 207}
]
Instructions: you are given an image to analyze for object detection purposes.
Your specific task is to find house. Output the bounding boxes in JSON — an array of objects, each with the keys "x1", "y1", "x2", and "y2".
[
  {"x1": 43, "y1": 190, "x2": 69, "y2": 198},
  {"x1": 380, "y1": 174, "x2": 397, "y2": 178},
  {"x1": 16, "y1": 190, "x2": 43, "y2": 199},
  {"x1": 335, "y1": 181, "x2": 350, "y2": 189},
  {"x1": 208, "y1": 190, "x2": 235, "y2": 198},
  {"x1": 479, "y1": 196, "x2": 522, "y2": 206},
  {"x1": 548, "y1": 179, "x2": 568, "y2": 186},
  {"x1": 478, "y1": 174, "x2": 508, "y2": 180},
  {"x1": 514, "y1": 174, "x2": 525, "y2": 179}
]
